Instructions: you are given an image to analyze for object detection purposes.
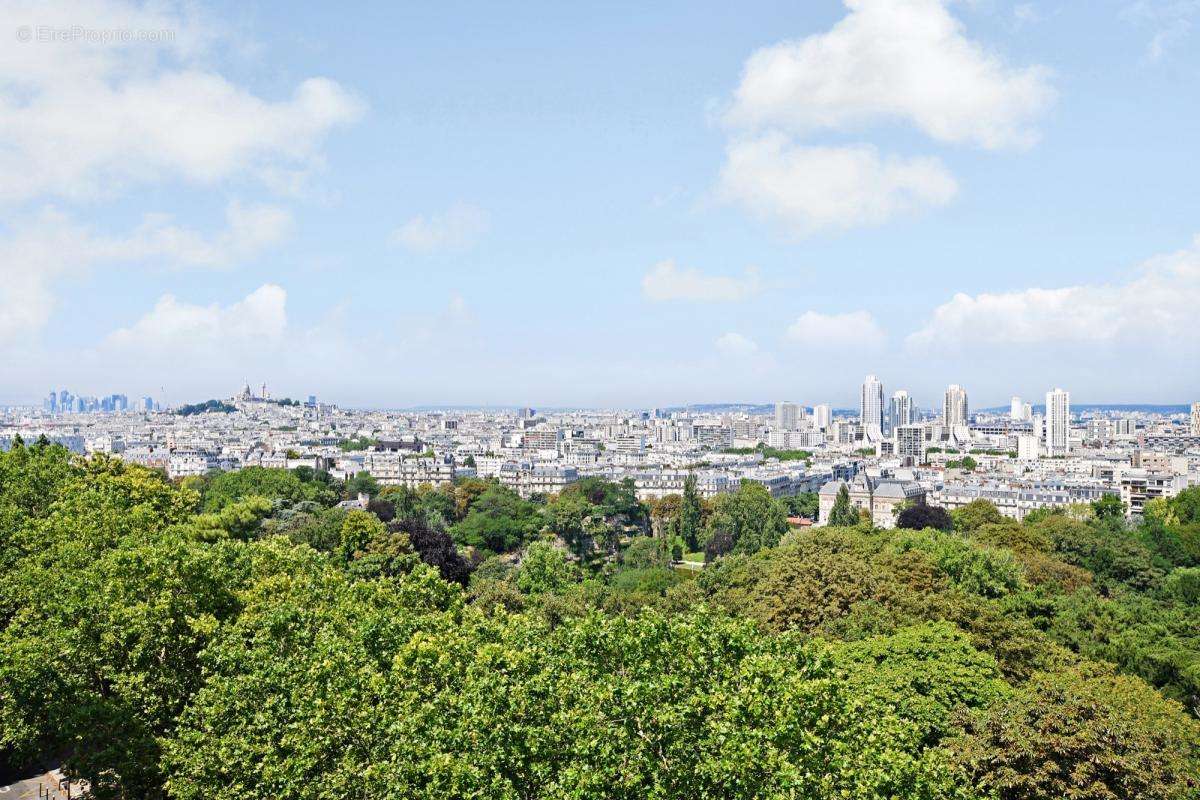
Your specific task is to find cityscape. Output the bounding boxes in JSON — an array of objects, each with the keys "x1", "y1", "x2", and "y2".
[
  {"x1": 4, "y1": 379, "x2": 1198, "y2": 527},
  {"x1": 3, "y1": 0, "x2": 1200, "y2": 798}
]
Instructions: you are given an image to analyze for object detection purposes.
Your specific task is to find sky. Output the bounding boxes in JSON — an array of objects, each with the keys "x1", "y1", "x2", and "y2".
[{"x1": 1, "y1": 0, "x2": 1198, "y2": 410}]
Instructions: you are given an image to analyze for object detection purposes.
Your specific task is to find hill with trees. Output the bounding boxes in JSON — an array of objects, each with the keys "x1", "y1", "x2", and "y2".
[{"x1": 1, "y1": 440, "x2": 1198, "y2": 799}]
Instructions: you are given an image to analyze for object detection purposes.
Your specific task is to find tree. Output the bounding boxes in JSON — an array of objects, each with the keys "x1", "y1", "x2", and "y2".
[
  {"x1": 784, "y1": 492, "x2": 819, "y2": 520},
  {"x1": 1092, "y1": 493, "x2": 1126, "y2": 521},
  {"x1": 622, "y1": 536, "x2": 670, "y2": 571},
  {"x1": 701, "y1": 481, "x2": 788, "y2": 557},
  {"x1": 952, "y1": 499, "x2": 1004, "y2": 533},
  {"x1": 680, "y1": 473, "x2": 703, "y2": 551},
  {"x1": 343, "y1": 470, "x2": 379, "y2": 499},
  {"x1": 199, "y1": 466, "x2": 337, "y2": 512},
  {"x1": 338, "y1": 509, "x2": 386, "y2": 563},
  {"x1": 516, "y1": 541, "x2": 576, "y2": 594},
  {"x1": 400, "y1": 517, "x2": 473, "y2": 586},
  {"x1": 947, "y1": 668, "x2": 1200, "y2": 800},
  {"x1": 833, "y1": 622, "x2": 1009, "y2": 744},
  {"x1": 897, "y1": 502, "x2": 954, "y2": 532},
  {"x1": 827, "y1": 484, "x2": 859, "y2": 527}
]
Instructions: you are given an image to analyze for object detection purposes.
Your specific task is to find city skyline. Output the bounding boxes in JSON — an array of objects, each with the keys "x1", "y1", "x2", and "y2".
[{"x1": 1, "y1": 0, "x2": 1199, "y2": 407}]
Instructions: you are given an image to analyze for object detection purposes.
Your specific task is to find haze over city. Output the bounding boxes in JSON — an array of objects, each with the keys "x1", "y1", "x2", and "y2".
[{"x1": 1, "y1": 0, "x2": 1198, "y2": 408}]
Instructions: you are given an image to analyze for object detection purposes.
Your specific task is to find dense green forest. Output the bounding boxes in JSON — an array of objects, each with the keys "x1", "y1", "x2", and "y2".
[{"x1": 2, "y1": 440, "x2": 1199, "y2": 798}]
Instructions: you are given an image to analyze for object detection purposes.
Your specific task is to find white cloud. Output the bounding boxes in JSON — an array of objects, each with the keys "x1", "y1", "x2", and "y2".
[
  {"x1": 715, "y1": 332, "x2": 760, "y2": 357},
  {"x1": 641, "y1": 259, "x2": 762, "y2": 302},
  {"x1": 105, "y1": 284, "x2": 287, "y2": 355},
  {"x1": 785, "y1": 310, "x2": 887, "y2": 349},
  {"x1": 0, "y1": 202, "x2": 291, "y2": 344},
  {"x1": 724, "y1": 0, "x2": 1054, "y2": 150},
  {"x1": 719, "y1": 134, "x2": 957, "y2": 234},
  {"x1": 392, "y1": 204, "x2": 490, "y2": 253},
  {"x1": 717, "y1": 0, "x2": 1052, "y2": 234},
  {"x1": 0, "y1": 0, "x2": 364, "y2": 203},
  {"x1": 1122, "y1": 1, "x2": 1199, "y2": 60},
  {"x1": 906, "y1": 235, "x2": 1200, "y2": 352}
]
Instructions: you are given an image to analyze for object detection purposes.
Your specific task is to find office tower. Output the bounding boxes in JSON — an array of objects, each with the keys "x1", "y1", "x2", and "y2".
[
  {"x1": 142, "y1": 396, "x2": 154, "y2": 412},
  {"x1": 1045, "y1": 388, "x2": 1070, "y2": 456},
  {"x1": 813, "y1": 404, "x2": 832, "y2": 431},
  {"x1": 860, "y1": 375, "x2": 884, "y2": 437},
  {"x1": 774, "y1": 401, "x2": 800, "y2": 432},
  {"x1": 943, "y1": 384, "x2": 969, "y2": 428},
  {"x1": 888, "y1": 390, "x2": 913, "y2": 434},
  {"x1": 1010, "y1": 396, "x2": 1023, "y2": 421},
  {"x1": 896, "y1": 424, "x2": 924, "y2": 460},
  {"x1": 1193, "y1": 401, "x2": 1200, "y2": 435},
  {"x1": 45, "y1": 390, "x2": 57, "y2": 413}
]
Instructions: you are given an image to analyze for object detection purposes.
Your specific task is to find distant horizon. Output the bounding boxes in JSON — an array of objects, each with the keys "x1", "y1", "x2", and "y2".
[{"x1": 7, "y1": 392, "x2": 1195, "y2": 416}]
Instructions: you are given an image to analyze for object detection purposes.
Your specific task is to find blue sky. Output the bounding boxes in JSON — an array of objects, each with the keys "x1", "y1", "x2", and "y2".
[{"x1": 1, "y1": 0, "x2": 1198, "y2": 409}]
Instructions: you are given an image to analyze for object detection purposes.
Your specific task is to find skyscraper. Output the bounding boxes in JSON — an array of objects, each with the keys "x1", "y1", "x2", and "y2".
[
  {"x1": 943, "y1": 384, "x2": 968, "y2": 428},
  {"x1": 813, "y1": 404, "x2": 832, "y2": 431},
  {"x1": 774, "y1": 401, "x2": 800, "y2": 432},
  {"x1": 1045, "y1": 388, "x2": 1070, "y2": 456},
  {"x1": 1010, "y1": 396, "x2": 1023, "y2": 421},
  {"x1": 861, "y1": 375, "x2": 884, "y2": 438},
  {"x1": 887, "y1": 390, "x2": 913, "y2": 434},
  {"x1": 1192, "y1": 401, "x2": 1200, "y2": 435}
]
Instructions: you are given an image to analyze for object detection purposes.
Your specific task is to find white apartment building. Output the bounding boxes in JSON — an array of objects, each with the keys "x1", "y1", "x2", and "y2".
[
  {"x1": 774, "y1": 401, "x2": 801, "y2": 432},
  {"x1": 1045, "y1": 388, "x2": 1070, "y2": 456},
  {"x1": 861, "y1": 375, "x2": 884, "y2": 439},
  {"x1": 1119, "y1": 469, "x2": 1188, "y2": 517}
]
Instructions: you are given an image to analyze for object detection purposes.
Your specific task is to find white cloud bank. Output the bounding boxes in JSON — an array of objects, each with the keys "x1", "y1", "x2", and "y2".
[
  {"x1": 714, "y1": 331, "x2": 760, "y2": 357},
  {"x1": 720, "y1": 135, "x2": 957, "y2": 235},
  {"x1": 393, "y1": 204, "x2": 491, "y2": 253},
  {"x1": 786, "y1": 310, "x2": 887, "y2": 349},
  {"x1": 0, "y1": 0, "x2": 364, "y2": 203},
  {"x1": 641, "y1": 260, "x2": 762, "y2": 302},
  {"x1": 106, "y1": 284, "x2": 288, "y2": 355},
  {"x1": 907, "y1": 235, "x2": 1200, "y2": 352},
  {"x1": 718, "y1": 0, "x2": 1053, "y2": 234},
  {"x1": 0, "y1": 203, "x2": 292, "y2": 344}
]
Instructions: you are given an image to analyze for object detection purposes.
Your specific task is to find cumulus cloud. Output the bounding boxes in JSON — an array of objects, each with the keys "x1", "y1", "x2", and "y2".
[
  {"x1": 725, "y1": 0, "x2": 1054, "y2": 150},
  {"x1": 785, "y1": 310, "x2": 887, "y2": 349},
  {"x1": 641, "y1": 260, "x2": 762, "y2": 302},
  {"x1": 0, "y1": 0, "x2": 364, "y2": 203},
  {"x1": 718, "y1": 0, "x2": 1052, "y2": 234},
  {"x1": 906, "y1": 235, "x2": 1200, "y2": 352},
  {"x1": 0, "y1": 202, "x2": 291, "y2": 344},
  {"x1": 714, "y1": 332, "x2": 760, "y2": 357},
  {"x1": 719, "y1": 135, "x2": 957, "y2": 235},
  {"x1": 392, "y1": 204, "x2": 490, "y2": 253},
  {"x1": 105, "y1": 284, "x2": 288, "y2": 355}
]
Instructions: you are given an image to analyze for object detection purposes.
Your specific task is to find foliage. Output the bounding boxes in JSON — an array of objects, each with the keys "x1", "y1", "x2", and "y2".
[
  {"x1": 783, "y1": 491, "x2": 819, "y2": 519},
  {"x1": 701, "y1": 480, "x2": 788, "y2": 558},
  {"x1": 337, "y1": 436, "x2": 378, "y2": 451},
  {"x1": 952, "y1": 500, "x2": 1004, "y2": 533},
  {"x1": 898, "y1": 502, "x2": 954, "y2": 532},
  {"x1": 947, "y1": 667, "x2": 1200, "y2": 800},
  {"x1": 516, "y1": 541, "x2": 577, "y2": 595},
  {"x1": 828, "y1": 484, "x2": 859, "y2": 527},
  {"x1": 833, "y1": 622, "x2": 1010, "y2": 744},
  {"x1": 198, "y1": 466, "x2": 337, "y2": 513},
  {"x1": 679, "y1": 473, "x2": 703, "y2": 552},
  {"x1": 450, "y1": 484, "x2": 542, "y2": 555},
  {"x1": 174, "y1": 399, "x2": 237, "y2": 416}
]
